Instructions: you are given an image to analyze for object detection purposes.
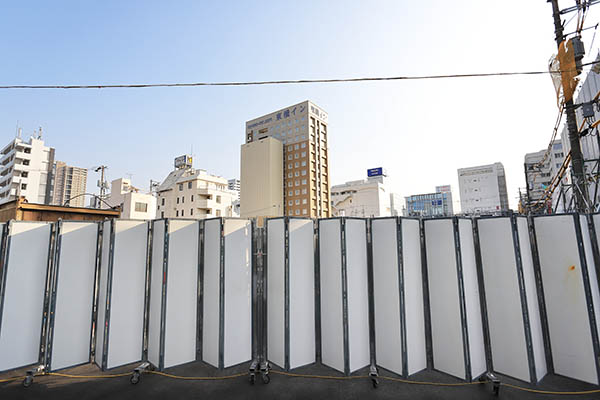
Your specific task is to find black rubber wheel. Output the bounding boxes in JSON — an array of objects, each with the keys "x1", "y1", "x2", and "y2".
[
  {"x1": 130, "y1": 373, "x2": 140, "y2": 385},
  {"x1": 262, "y1": 374, "x2": 270, "y2": 384},
  {"x1": 249, "y1": 374, "x2": 256, "y2": 385},
  {"x1": 23, "y1": 376, "x2": 33, "y2": 388}
]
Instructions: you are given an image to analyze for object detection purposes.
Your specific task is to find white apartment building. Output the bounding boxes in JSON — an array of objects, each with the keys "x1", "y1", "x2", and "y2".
[
  {"x1": 156, "y1": 159, "x2": 237, "y2": 219},
  {"x1": 103, "y1": 178, "x2": 157, "y2": 220},
  {"x1": 0, "y1": 133, "x2": 55, "y2": 205},
  {"x1": 331, "y1": 169, "x2": 393, "y2": 217},
  {"x1": 523, "y1": 140, "x2": 565, "y2": 213},
  {"x1": 228, "y1": 179, "x2": 241, "y2": 201},
  {"x1": 458, "y1": 162, "x2": 510, "y2": 215}
]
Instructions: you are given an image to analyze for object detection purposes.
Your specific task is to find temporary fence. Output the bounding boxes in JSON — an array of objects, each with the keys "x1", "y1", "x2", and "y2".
[
  {"x1": 266, "y1": 217, "x2": 315, "y2": 371},
  {"x1": 0, "y1": 214, "x2": 600, "y2": 391},
  {"x1": 532, "y1": 214, "x2": 600, "y2": 385},
  {"x1": 202, "y1": 218, "x2": 253, "y2": 370},
  {"x1": 475, "y1": 216, "x2": 546, "y2": 383},
  {"x1": 96, "y1": 220, "x2": 149, "y2": 371},
  {"x1": 318, "y1": 218, "x2": 370, "y2": 375},
  {"x1": 423, "y1": 217, "x2": 486, "y2": 381},
  {"x1": 371, "y1": 217, "x2": 427, "y2": 378}
]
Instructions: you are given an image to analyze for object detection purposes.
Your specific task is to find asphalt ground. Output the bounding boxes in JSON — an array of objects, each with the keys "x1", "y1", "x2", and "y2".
[{"x1": 2, "y1": 361, "x2": 600, "y2": 400}]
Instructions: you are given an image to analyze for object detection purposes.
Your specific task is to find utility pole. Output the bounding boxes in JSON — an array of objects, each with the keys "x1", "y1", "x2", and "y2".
[
  {"x1": 94, "y1": 165, "x2": 108, "y2": 208},
  {"x1": 549, "y1": 0, "x2": 588, "y2": 212}
]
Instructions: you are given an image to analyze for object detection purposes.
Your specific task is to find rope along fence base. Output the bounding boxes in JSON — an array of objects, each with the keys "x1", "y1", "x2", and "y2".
[{"x1": 1, "y1": 369, "x2": 600, "y2": 396}]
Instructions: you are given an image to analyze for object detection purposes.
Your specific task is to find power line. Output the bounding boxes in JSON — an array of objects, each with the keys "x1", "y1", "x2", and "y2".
[{"x1": 1, "y1": 62, "x2": 600, "y2": 90}]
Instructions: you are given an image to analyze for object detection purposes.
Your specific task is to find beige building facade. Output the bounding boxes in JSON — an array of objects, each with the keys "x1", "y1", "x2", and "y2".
[
  {"x1": 240, "y1": 137, "x2": 283, "y2": 217},
  {"x1": 156, "y1": 162, "x2": 237, "y2": 219},
  {"x1": 244, "y1": 100, "x2": 330, "y2": 218},
  {"x1": 52, "y1": 161, "x2": 88, "y2": 207}
]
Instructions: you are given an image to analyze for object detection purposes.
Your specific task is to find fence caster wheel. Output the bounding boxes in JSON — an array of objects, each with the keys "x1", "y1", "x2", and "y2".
[
  {"x1": 261, "y1": 374, "x2": 270, "y2": 384},
  {"x1": 249, "y1": 373, "x2": 256, "y2": 385},
  {"x1": 130, "y1": 372, "x2": 140, "y2": 385},
  {"x1": 23, "y1": 375, "x2": 33, "y2": 388}
]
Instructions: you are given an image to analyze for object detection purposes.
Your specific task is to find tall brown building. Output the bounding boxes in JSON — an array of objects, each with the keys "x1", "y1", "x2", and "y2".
[
  {"x1": 244, "y1": 100, "x2": 330, "y2": 218},
  {"x1": 52, "y1": 161, "x2": 88, "y2": 207}
]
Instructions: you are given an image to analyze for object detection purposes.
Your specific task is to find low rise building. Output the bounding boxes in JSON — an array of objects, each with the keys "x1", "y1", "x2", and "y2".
[
  {"x1": 458, "y1": 162, "x2": 509, "y2": 215},
  {"x1": 157, "y1": 156, "x2": 237, "y2": 219},
  {"x1": 103, "y1": 178, "x2": 156, "y2": 220},
  {"x1": 405, "y1": 185, "x2": 454, "y2": 217},
  {"x1": 331, "y1": 168, "x2": 393, "y2": 218}
]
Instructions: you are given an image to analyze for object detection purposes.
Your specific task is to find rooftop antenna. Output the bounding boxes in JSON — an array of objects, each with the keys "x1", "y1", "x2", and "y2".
[{"x1": 38, "y1": 127, "x2": 43, "y2": 139}]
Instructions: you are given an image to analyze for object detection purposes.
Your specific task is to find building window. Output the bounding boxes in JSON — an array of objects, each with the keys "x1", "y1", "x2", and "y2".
[
  {"x1": 295, "y1": 180, "x2": 300, "y2": 186},
  {"x1": 216, "y1": 209, "x2": 221, "y2": 217},
  {"x1": 288, "y1": 200, "x2": 293, "y2": 206},
  {"x1": 303, "y1": 209, "x2": 308, "y2": 215},
  {"x1": 288, "y1": 191, "x2": 293, "y2": 196},
  {"x1": 21, "y1": 183, "x2": 27, "y2": 190},
  {"x1": 21, "y1": 171, "x2": 28, "y2": 178},
  {"x1": 23, "y1": 159, "x2": 30, "y2": 166},
  {"x1": 288, "y1": 182, "x2": 293, "y2": 187},
  {"x1": 161, "y1": 211, "x2": 164, "y2": 218},
  {"x1": 301, "y1": 151, "x2": 306, "y2": 157},
  {"x1": 295, "y1": 171, "x2": 299, "y2": 177},
  {"x1": 177, "y1": 197, "x2": 180, "y2": 204},
  {"x1": 216, "y1": 195, "x2": 221, "y2": 204},
  {"x1": 295, "y1": 209, "x2": 300, "y2": 215},
  {"x1": 294, "y1": 144, "x2": 299, "y2": 150},
  {"x1": 302, "y1": 189, "x2": 307, "y2": 194},
  {"x1": 295, "y1": 199, "x2": 300, "y2": 205},
  {"x1": 161, "y1": 198, "x2": 165, "y2": 206},
  {"x1": 301, "y1": 143, "x2": 306, "y2": 148},
  {"x1": 295, "y1": 153, "x2": 299, "y2": 159},
  {"x1": 288, "y1": 173, "x2": 293, "y2": 178},
  {"x1": 188, "y1": 181, "x2": 192, "y2": 189},
  {"x1": 295, "y1": 189, "x2": 300, "y2": 195},
  {"x1": 302, "y1": 179, "x2": 307, "y2": 185},
  {"x1": 288, "y1": 155, "x2": 292, "y2": 160},
  {"x1": 295, "y1": 162, "x2": 299, "y2": 168},
  {"x1": 303, "y1": 199, "x2": 307, "y2": 204},
  {"x1": 191, "y1": 195, "x2": 194, "y2": 202},
  {"x1": 135, "y1": 202, "x2": 148, "y2": 212},
  {"x1": 302, "y1": 170, "x2": 307, "y2": 176},
  {"x1": 288, "y1": 146, "x2": 292, "y2": 151},
  {"x1": 190, "y1": 208, "x2": 194, "y2": 215},
  {"x1": 182, "y1": 196, "x2": 185, "y2": 203},
  {"x1": 288, "y1": 164, "x2": 292, "y2": 170},
  {"x1": 179, "y1": 184, "x2": 183, "y2": 191},
  {"x1": 176, "y1": 210, "x2": 179, "y2": 217},
  {"x1": 289, "y1": 211, "x2": 293, "y2": 216}
]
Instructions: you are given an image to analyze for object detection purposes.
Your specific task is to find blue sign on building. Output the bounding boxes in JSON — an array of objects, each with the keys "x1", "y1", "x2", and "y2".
[{"x1": 367, "y1": 167, "x2": 383, "y2": 177}]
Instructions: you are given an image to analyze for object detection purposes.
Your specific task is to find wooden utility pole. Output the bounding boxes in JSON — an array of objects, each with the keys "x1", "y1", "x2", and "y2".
[{"x1": 549, "y1": 0, "x2": 588, "y2": 212}]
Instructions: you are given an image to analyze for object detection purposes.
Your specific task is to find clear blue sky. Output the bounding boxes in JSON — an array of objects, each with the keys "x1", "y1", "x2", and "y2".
[{"x1": 1, "y1": 1, "x2": 598, "y2": 209}]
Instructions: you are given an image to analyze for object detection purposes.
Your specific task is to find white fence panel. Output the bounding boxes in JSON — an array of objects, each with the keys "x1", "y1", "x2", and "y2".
[
  {"x1": 48, "y1": 222, "x2": 98, "y2": 371},
  {"x1": 223, "y1": 219, "x2": 252, "y2": 368},
  {"x1": 477, "y1": 217, "x2": 546, "y2": 383},
  {"x1": 319, "y1": 218, "x2": 369, "y2": 375},
  {"x1": 266, "y1": 218, "x2": 285, "y2": 369},
  {"x1": 164, "y1": 219, "x2": 199, "y2": 369},
  {"x1": 534, "y1": 214, "x2": 600, "y2": 384},
  {"x1": 0, "y1": 222, "x2": 51, "y2": 372},
  {"x1": 372, "y1": 218, "x2": 426, "y2": 377},
  {"x1": 147, "y1": 219, "x2": 164, "y2": 368},
  {"x1": 202, "y1": 218, "x2": 252, "y2": 369},
  {"x1": 267, "y1": 218, "x2": 315, "y2": 370},
  {"x1": 424, "y1": 218, "x2": 485, "y2": 381}
]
